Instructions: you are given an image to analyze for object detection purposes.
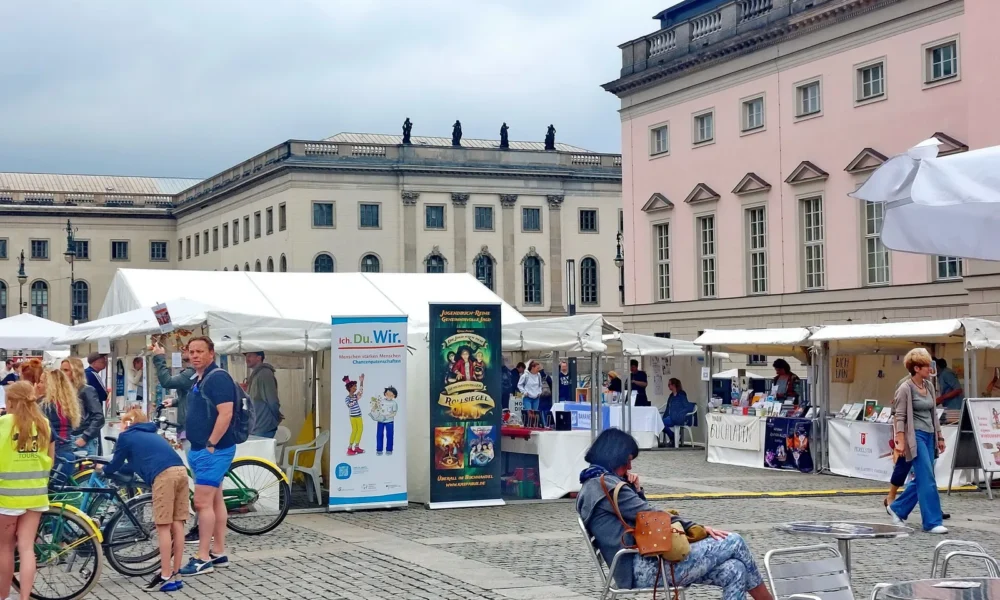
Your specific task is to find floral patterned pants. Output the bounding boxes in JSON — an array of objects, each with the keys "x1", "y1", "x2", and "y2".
[{"x1": 633, "y1": 533, "x2": 763, "y2": 600}]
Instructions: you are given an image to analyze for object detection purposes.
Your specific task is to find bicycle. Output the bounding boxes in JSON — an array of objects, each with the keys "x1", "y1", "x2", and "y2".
[{"x1": 14, "y1": 500, "x2": 104, "y2": 600}]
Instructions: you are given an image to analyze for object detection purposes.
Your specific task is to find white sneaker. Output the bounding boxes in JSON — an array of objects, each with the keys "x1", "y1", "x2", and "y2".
[
  {"x1": 887, "y1": 507, "x2": 904, "y2": 525},
  {"x1": 928, "y1": 525, "x2": 949, "y2": 534}
]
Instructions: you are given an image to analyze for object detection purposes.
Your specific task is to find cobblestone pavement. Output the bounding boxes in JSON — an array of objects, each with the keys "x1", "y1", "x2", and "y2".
[{"x1": 72, "y1": 450, "x2": 1000, "y2": 600}]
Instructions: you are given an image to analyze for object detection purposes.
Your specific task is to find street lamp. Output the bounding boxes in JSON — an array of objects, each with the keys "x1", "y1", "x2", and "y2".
[
  {"x1": 16, "y1": 251, "x2": 27, "y2": 315},
  {"x1": 565, "y1": 259, "x2": 576, "y2": 316},
  {"x1": 64, "y1": 219, "x2": 77, "y2": 323},
  {"x1": 614, "y1": 232, "x2": 625, "y2": 304}
]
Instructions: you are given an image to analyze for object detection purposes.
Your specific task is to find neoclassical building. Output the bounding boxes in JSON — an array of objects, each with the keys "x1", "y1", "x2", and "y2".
[
  {"x1": 0, "y1": 132, "x2": 623, "y2": 324},
  {"x1": 606, "y1": 0, "x2": 1000, "y2": 353}
]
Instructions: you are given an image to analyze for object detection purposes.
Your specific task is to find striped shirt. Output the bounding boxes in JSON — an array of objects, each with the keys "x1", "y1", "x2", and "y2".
[{"x1": 345, "y1": 392, "x2": 362, "y2": 417}]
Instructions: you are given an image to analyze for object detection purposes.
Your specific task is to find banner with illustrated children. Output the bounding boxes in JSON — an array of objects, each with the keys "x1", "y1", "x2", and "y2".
[
  {"x1": 763, "y1": 417, "x2": 814, "y2": 473},
  {"x1": 329, "y1": 315, "x2": 408, "y2": 511},
  {"x1": 428, "y1": 304, "x2": 503, "y2": 508}
]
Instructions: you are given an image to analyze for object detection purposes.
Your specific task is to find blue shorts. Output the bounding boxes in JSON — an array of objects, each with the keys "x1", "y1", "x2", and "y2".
[{"x1": 189, "y1": 446, "x2": 236, "y2": 487}]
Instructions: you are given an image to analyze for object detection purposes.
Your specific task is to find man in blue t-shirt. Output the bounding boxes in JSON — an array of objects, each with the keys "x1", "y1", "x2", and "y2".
[
  {"x1": 179, "y1": 336, "x2": 236, "y2": 577},
  {"x1": 558, "y1": 361, "x2": 573, "y2": 403},
  {"x1": 935, "y1": 358, "x2": 965, "y2": 411}
]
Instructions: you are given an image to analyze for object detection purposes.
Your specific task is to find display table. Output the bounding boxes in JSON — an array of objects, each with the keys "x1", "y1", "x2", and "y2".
[
  {"x1": 551, "y1": 402, "x2": 664, "y2": 449},
  {"x1": 827, "y1": 420, "x2": 971, "y2": 486},
  {"x1": 707, "y1": 412, "x2": 816, "y2": 472},
  {"x1": 101, "y1": 421, "x2": 278, "y2": 465},
  {"x1": 501, "y1": 430, "x2": 590, "y2": 500}
]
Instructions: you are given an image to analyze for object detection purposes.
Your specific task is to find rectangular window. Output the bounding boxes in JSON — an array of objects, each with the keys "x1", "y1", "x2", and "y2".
[
  {"x1": 650, "y1": 125, "x2": 669, "y2": 155},
  {"x1": 178, "y1": 240, "x2": 183, "y2": 260},
  {"x1": 149, "y1": 241, "x2": 168, "y2": 262},
  {"x1": 857, "y1": 61, "x2": 885, "y2": 101},
  {"x1": 312, "y1": 202, "x2": 335, "y2": 227},
  {"x1": 73, "y1": 240, "x2": 90, "y2": 260},
  {"x1": 618, "y1": 209, "x2": 624, "y2": 233},
  {"x1": 359, "y1": 203, "x2": 381, "y2": 229},
  {"x1": 742, "y1": 96, "x2": 764, "y2": 131},
  {"x1": 654, "y1": 332, "x2": 671, "y2": 339},
  {"x1": 865, "y1": 201, "x2": 890, "y2": 285},
  {"x1": 693, "y1": 111, "x2": 714, "y2": 144},
  {"x1": 222, "y1": 223, "x2": 229, "y2": 248},
  {"x1": 747, "y1": 354, "x2": 767, "y2": 366},
  {"x1": 796, "y1": 81, "x2": 821, "y2": 117},
  {"x1": 579, "y1": 209, "x2": 598, "y2": 233},
  {"x1": 254, "y1": 212, "x2": 261, "y2": 238},
  {"x1": 474, "y1": 206, "x2": 494, "y2": 231},
  {"x1": 185, "y1": 236, "x2": 191, "y2": 258},
  {"x1": 936, "y1": 256, "x2": 963, "y2": 280},
  {"x1": 278, "y1": 203, "x2": 286, "y2": 231},
  {"x1": 926, "y1": 39, "x2": 959, "y2": 83},
  {"x1": 654, "y1": 223, "x2": 670, "y2": 301},
  {"x1": 232, "y1": 220, "x2": 240, "y2": 245},
  {"x1": 243, "y1": 216, "x2": 250, "y2": 242},
  {"x1": 203, "y1": 231, "x2": 209, "y2": 254},
  {"x1": 425, "y1": 205, "x2": 445, "y2": 230},
  {"x1": 802, "y1": 196, "x2": 825, "y2": 290},
  {"x1": 746, "y1": 207, "x2": 767, "y2": 294},
  {"x1": 111, "y1": 240, "x2": 130, "y2": 261},
  {"x1": 194, "y1": 235, "x2": 200, "y2": 257},
  {"x1": 266, "y1": 207, "x2": 274, "y2": 235},
  {"x1": 212, "y1": 227, "x2": 219, "y2": 251},
  {"x1": 522, "y1": 207, "x2": 541, "y2": 232},
  {"x1": 698, "y1": 215, "x2": 717, "y2": 298},
  {"x1": 0, "y1": 238, "x2": 6, "y2": 259},
  {"x1": 30, "y1": 239, "x2": 48, "y2": 260}
]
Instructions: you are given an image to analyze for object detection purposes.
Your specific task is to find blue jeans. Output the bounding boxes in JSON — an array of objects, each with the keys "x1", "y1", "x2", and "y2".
[
  {"x1": 377, "y1": 422, "x2": 394, "y2": 453},
  {"x1": 634, "y1": 533, "x2": 763, "y2": 599},
  {"x1": 662, "y1": 416, "x2": 677, "y2": 446},
  {"x1": 53, "y1": 444, "x2": 78, "y2": 486},
  {"x1": 890, "y1": 430, "x2": 943, "y2": 530}
]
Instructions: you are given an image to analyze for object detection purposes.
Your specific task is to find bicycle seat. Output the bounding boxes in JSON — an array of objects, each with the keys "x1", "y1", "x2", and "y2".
[
  {"x1": 106, "y1": 471, "x2": 139, "y2": 486},
  {"x1": 104, "y1": 436, "x2": 118, "y2": 444}
]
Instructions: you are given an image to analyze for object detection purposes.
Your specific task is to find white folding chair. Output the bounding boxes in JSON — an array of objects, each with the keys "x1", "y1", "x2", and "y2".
[{"x1": 281, "y1": 431, "x2": 330, "y2": 505}]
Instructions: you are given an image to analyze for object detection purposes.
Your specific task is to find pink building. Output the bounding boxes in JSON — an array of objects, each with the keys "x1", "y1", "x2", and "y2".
[{"x1": 605, "y1": 0, "x2": 1000, "y2": 344}]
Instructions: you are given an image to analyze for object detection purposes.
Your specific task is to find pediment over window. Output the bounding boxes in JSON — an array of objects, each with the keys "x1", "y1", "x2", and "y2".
[
  {"x1": 931, "y1": 132, "x2": 968, "y2": 156},
  {"x1": 683, "y1": 183, "x2": 720, "y2": 205},
  {"x1": 784, "y1": 161, "x2": 829, "y2": 185},
  {"x1": 732, "y1": 172, "x2": 771, "y2": 195},
  {"x1": 641, "y1": 192, "x2": 674, "y2": 213},
  {"x1": 844, "y1": 148, "x2": 888, "y2": 174}
]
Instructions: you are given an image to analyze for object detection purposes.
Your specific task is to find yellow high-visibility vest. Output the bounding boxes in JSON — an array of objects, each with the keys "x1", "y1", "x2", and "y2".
[{"x1": 0, "y1": 416, "x2": 52, "y2": 510}]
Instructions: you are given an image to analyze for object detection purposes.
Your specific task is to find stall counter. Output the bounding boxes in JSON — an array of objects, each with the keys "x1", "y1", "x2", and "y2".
[
  {"x1": 501, "y1": 430, "x2": 590, "y2": 500},
  {"x1": 706, "y1": 412, "x2": 816, "y2": 473},
  {"x1": 551, "y1": 402, "x2": 665, "y2": 449}
]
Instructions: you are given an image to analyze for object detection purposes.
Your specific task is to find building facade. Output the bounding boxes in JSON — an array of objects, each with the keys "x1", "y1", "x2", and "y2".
[
  {"x1": 606, "y1": 0, "x2": 1000, "y2": 355},
  {"x1": 0, "y1": 133, "x2": 623, "y2": 324}
]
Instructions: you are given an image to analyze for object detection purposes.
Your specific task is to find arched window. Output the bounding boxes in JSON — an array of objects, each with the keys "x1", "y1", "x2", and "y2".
[
  {"x1": 244, "y1": 262, "x2": 250, "y2": 271},
  {"x1": 0, "y1": 280, "x2": 6, "y2": 319},
  {"x1": 522, "y1": 256, "x2": 542, "y2": 305},
  {"x1": 360, "y1": 254, "x2": 381, "y2": 273},
  {"x1": 474, "y1": 252, "x2": 495, "y2": 291},
  {"x1": 30, "y1": 280, "x2": 49, "y2": 319},
  {"x1": 580, "y1": 257, "x2": 599, "y2": 306},
  {"x1": 266, "y1": 257, "x2": 274, "y2": 272},
  {"x1": 223, "y1": 267, "x2": 228, "y2": 271},
  {"x1": 254, "y1": 260, "x2": 262, "y2": 272},
  {"x1": 233, "y1": 264, "x2": 239, "y2": 271},
  {"x1": 313, "y1": 253, "x2": 335, "y2": 273},
  {"x1": 279, "y1": 254, "x2": 287, "y2": 273},
  {"x1": 71, "y1": 280, "x2": 89, "y2": 323}
]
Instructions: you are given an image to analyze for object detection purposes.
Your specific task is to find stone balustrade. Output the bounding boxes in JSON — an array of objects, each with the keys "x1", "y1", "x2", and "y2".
[
  {"x1": 691, "y1": 11, "x2": 722, "y2": 40},
  {"x1": 649, "y1": 29, "x2": 676, "y2": 57},
  {"x1": 740, "y1": 0, "x2": 773, "y2": 22}
]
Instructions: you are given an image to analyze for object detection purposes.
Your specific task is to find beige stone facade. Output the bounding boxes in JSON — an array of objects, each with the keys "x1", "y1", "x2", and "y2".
[{"x1": 0, "y1": 135, "x2": 623, "y2": 325}]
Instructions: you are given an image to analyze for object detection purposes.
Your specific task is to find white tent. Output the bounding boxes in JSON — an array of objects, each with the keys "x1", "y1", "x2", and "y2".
[
  {"x1": 55, "y1": 298, "x2": 227, "y2": 346},
  {"x1": 603, "y1": 332, "x2": 707, "y2": 358},
  {"x1": 503, "y1": 314, "x2": 606, "y2": 353},
  {"x1": 694, "y1": 328, "x2": 815, "y2": 361},
  {"x1": 807, "y1": 318, "x2": 1000, "y2": 355},
  {"x1": 712, "y1": 368, "x2": 768, "y2": 380},
  {"x1": 0, "y1": 313, "x2": 70, "y2": 351},
  {"x1": 851, "y1": 138, "x2": 1000, "y2": 261}
]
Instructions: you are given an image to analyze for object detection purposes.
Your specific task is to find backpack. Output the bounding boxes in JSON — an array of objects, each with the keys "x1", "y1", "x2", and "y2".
[{"x1": 201, "y1": 369, "x2": 256, "y2": 444}]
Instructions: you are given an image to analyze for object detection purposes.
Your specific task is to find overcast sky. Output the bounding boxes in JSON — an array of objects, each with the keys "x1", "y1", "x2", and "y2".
[{"x1": 0, "y1": 0, "x2": 673, "y2": 178}]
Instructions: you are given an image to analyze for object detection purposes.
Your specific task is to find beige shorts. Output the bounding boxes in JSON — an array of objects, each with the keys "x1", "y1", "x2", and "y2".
[{"x1": 152, "y1": 466, "x2": 190, "y2": 525}]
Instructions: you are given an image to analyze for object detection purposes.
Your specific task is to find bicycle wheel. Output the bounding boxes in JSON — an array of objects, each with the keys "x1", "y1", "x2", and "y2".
[
  {"x1": 224, "y1": 457, "x2": 290, "y2": 536},
  {"x1": 103, "y1": 494, "x2": 160, "y2": 577},
  {"x1": 17, "y1": 506, "x2": 103, "y2": 600}
]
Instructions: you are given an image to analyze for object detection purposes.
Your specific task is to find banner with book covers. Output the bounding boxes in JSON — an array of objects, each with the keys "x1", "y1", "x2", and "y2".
[
  {"x1": 763, "y1": 417, "x2": 814, "y2": 473},
  {"x1": 428, "y1": 304, "x2": 503, "y2": 508}
]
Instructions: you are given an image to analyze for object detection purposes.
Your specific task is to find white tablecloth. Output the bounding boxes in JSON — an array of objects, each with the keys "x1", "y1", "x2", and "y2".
[{"x1": 502, "y1": 430, "x2": 591, "y2": 500}]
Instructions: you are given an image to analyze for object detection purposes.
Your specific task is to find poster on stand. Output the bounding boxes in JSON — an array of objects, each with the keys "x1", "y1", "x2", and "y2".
[
  {"x1": 763, "y1": 417, "x2": 814, "y2": 473},
  {"x1": 966, "y1": 398, "x2": 1000, "y2": 471},
  {"x1": 329, "y1": 316, "x2": 408, "y2": 511},
  {"x1": 428, "y1": 304, "x2": 503, "y2": 509}
]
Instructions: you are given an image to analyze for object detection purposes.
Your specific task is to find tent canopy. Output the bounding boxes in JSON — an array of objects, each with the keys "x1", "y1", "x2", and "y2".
[
  {"x1": 851, "y1": 138, "x2": 1000, "y2": 261},
  {"x1": 0, "y1": 313, "x2": 70, "y2": 351},
  {"x1": 604, "y1": 332, "x2": 713, "y2": 358},
  {"x1": 712, "y1": 368, "x2": 769, "y2": 380},
  {"x1": 502, "y1": 314, "x2": 605, "y2": 353},
  {"x1": 694, "y1": 328, "x2": 814, "y2": 360},
  {"x1": 55, "y1": 298, "x2": 225, "y2": 346},
  {"x1": 809, "y1": 317, "x2": 1000, "y2": 354}
]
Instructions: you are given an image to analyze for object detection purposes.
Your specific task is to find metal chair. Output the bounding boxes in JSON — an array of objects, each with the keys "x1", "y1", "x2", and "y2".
[
  {"x1": 940, "y1": 551, "x2": 1000, "y2": 578},
  {"x1": 766, "y1": 544, "x2": 882, "y2": 600},
  {"x1": 577, "y1": 516, "x2": 686, "y2": 600},
  {"x1": 931, "y1": 540, "x2": 1000, "y2": 578}
]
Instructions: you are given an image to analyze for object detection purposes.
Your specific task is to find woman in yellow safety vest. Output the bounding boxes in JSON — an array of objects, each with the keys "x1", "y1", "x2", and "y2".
[{"x1": 0, "y1": 381, "x2": 54, "y2": 600}]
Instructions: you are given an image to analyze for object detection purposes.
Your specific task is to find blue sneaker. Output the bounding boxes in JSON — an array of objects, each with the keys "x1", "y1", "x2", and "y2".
[
  {"x1": 209, "y1": 553, "x2": 229, "y2": 568},
  {"x1": 178, "y1": 557, "x2": 214, "y2": 576},
  {"x1": 147, "y1": 573, "x2": 182, "y2": 592}
]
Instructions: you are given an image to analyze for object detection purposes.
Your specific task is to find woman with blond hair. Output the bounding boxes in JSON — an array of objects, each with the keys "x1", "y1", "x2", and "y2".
[
  {"x1": 60, "y1": 358, "x2": 104, "y2": 457},
  {"x1": 39, "y1": 368, "x2": 83, "y2": 484},
  {"x1": 0, "y1": 381, "x2": 54, "y2": 600},
  {"x1": 886, "y1": 348, "x2": 947, "y2": 534}
]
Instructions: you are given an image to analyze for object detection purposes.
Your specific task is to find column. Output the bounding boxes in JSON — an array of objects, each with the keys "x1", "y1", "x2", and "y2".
[
  {"x1": 547, "y1": 195, "x2": 565, "y2": 314},
  {"x1": 401, "y1": 191, "x2": 419, "y2": 272},
  {"x1": 500, "y1": 194, "x2": 518, "y2": 302},
  {"x1": 452, "y1": 193, "x2": 469, "y2": 273}
]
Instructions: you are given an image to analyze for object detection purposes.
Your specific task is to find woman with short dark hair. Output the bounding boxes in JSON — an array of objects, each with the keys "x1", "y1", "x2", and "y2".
[
  {"x1": 577, "y1": 429, "x2": 773, "y2": 599},
  {"x1": 661, "y1": 378, "x2": 694, "y2": 448},
  {"x1": 771, "y1": 359, "x2": 802, "y2": 406}
]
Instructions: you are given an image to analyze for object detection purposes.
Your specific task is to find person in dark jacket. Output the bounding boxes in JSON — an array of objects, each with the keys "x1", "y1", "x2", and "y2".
[
  {"x1": 62, "y1": 358, "x2": 105, "y2": 456},
  {"x1": 85, "y1": 352, "x2": 109, "y2": 409},
  {"x1": 152, "y1": 343, "x2": 195, "y2": 435},
  {"x1": 245, "y1": 352, "x2": 281, "y2": 438},
  {"x1": 662, "y1": 378, "x2": 695, "y2": 447}
]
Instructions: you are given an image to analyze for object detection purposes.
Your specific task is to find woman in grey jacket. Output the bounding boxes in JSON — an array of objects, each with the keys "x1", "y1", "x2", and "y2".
[{"x1": 577, "y1": 429, "x2": 772, "y2": 600}]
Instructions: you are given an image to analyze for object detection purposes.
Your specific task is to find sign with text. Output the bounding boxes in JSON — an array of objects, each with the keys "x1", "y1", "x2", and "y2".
[
  {"x1": 428, "y1": 304, "x2": 503, "y2": 508},
  {"x1": 152, "y1": 302, "x2": 175, "y2": 333},
  {"x1": 967, "y1": 398, "x2": 1000, "y2": 472},
  {"x1": 707, "y1": 412, "x2": 761, "y2": 451},
  {"x1": 828, "y1": 419, "x2": 895, "y2": 481},
  {"x1": 832, "y1": 355, "x2": 856, "y2": 383},
  {"x1": 329, "y1": 316, "x2": 408, "y2": 511}
]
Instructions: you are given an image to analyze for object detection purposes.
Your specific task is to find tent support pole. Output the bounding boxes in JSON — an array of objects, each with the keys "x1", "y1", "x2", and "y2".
[
  {"x1": 590, "y1": 353, "x2": 600, "y2": 442},
  {"x1": 624, "y1": 359, "x2": 632, "y2": 435},
  {"x1": 704, "y1": 346, "x2": 713, "y2": 461},
  {"x1": 312, "y1": 352, "x2": 320, "y2": 437}
]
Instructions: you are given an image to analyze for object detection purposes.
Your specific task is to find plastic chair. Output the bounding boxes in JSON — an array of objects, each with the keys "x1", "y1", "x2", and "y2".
[
  {"x1": 673, "y1": 408, "x2": 699, "y2": 448},
  {"x1": 281, "y1": 431, "x2": 330, "y2": 506},
  {"x1": 274, "y1": 425, "x2": 292, "y2": 463},
  {"x1": 577, "y1": 516, "x2": 686, "y2": 600}
]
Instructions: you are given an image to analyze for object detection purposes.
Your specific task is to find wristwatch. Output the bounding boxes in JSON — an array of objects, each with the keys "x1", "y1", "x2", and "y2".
[{"x1": 207, "y1": 441, "x2": 216, "y2": 449}]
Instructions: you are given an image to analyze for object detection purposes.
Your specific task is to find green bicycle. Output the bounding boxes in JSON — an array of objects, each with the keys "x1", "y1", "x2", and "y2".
[{"x1": 13, "y1": 501, "x2": 104, "y2": 600}]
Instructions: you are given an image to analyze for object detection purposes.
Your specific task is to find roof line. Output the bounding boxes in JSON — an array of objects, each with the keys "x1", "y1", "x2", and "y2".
[{"x1": 0, "y1": 171, "x2": 204, "y2": 181}]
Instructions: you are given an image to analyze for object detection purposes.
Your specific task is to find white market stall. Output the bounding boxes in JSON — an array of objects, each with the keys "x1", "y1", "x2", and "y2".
[
  {"x1": 694, "y1": 328, "x2": 823, "y2": 473},
  {"x1": 810, "y1": 318, "x2": 1000, "y2": 487},
  {"x1": 0, "y1": 313, "x2": 70, "y2": 351}
]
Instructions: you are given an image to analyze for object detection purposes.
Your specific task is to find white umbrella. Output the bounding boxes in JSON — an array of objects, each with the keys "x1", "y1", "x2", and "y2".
[{"x1": 851, "y1": 138, "x2": 1000, "y2": 261}]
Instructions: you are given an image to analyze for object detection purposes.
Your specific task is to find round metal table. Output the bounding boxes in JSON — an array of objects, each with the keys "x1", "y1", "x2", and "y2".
[
  {"x1": 775, "y1": 521, "x2": 913, "y2": 573},
  {"x1": 884, "y1": 578, "x2": 1000, "y2": 600}
]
